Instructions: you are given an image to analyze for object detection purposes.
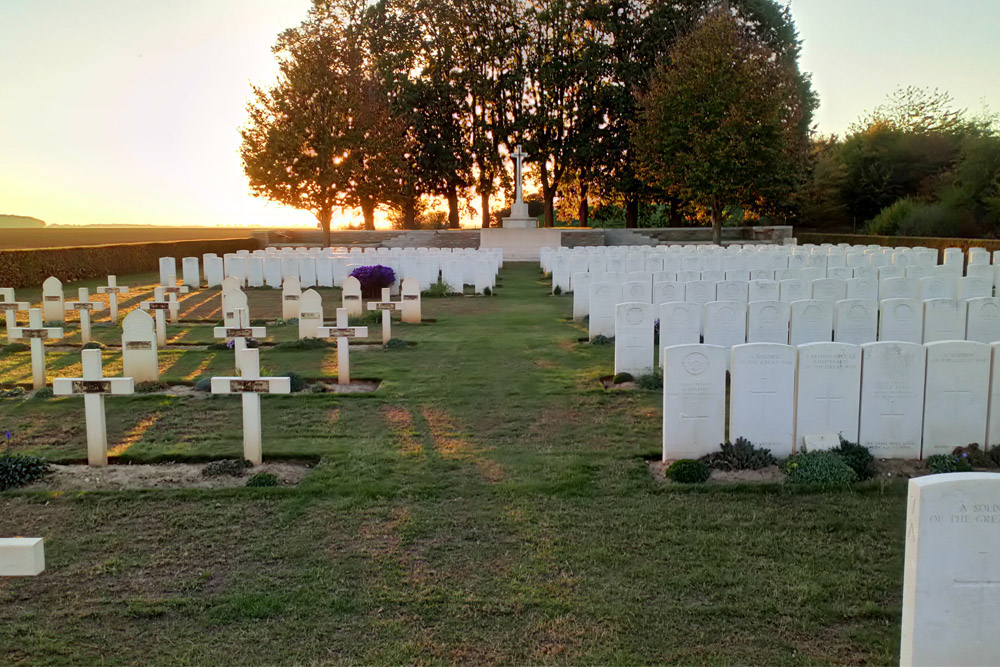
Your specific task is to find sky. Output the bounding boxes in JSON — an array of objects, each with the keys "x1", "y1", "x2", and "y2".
[{"x1": 1, "y1": 0, "x2": 998, "y2": 229}]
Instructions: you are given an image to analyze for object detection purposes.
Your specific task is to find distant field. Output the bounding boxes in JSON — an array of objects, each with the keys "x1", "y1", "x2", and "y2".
[{"x1": 0, "y1": 226, "x2": 280, "y2": 249}]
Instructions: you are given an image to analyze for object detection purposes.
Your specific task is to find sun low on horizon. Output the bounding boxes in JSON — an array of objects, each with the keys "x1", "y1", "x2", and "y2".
[{"x1": 1, "y1": 0, "x2": 998, "y2": 231}]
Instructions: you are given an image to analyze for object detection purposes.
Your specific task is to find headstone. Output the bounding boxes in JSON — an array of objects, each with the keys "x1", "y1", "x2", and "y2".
[
  {"x1": 614, "y1": 302, "x2": 654, "y2": 376},
  {"x1": 789, "y1": 300, "x2": 834, "y2": 346},
  {"x1": 716, "y1": 280, "x2": 748, "y2": 303},
  {"x1": 684, "y1": 280, "x2": 714, "y2": 305},
  {"x1": 0, "y1": 538, "x2": 45, "y2": 577},
  {"x1": 282, "y1": 276, "x2": 303, "y2": 320},
  {"x1": 729, "y1": 343, "x2": 797, "y2": 457},
  {"x1": 299, "y1": 257, "x2": 318, "y2": 288},
  {"x1": 41, "y1": 276, "x2": 64, "y2": 323},
  {"x1": 203, "y1": 255, "x2": 224, "y2": 288},
  {"x1": 182, "y1": 257, "x2": 200, "y2": 289},
  {"x1": 834, "y1": 299, "x2": 878, "y2": 345},
  {"x1": 622, "y1": 280, "x2": 651, "y2": 304},
  {"x1": 919, "y1": 275, "x2": 958, "y2": 300},
  {"x1": 297, "y1": 289, "x2": 324, "y2": 339},
  {"x1": 846, "y1": 277, "x2": 877, "y2": 300},
  {"x1": 748, "y1": 280, "x2": 778, "y2": 302},
  {"x1": 264, "y1": 257, "x2": 283, "y2": 289},
  {"x1": 121, "y1": 310, "x2": 159, "y2": 383},
  {"x1": 97, "y1": 275, "x2": 129, "y2": 324},
  {"x1": 922, "y1": 341, "x2": 990, "y2": 457},
  {"x1": 400, "y1": 277, "x2": 422, "y2": 324},
  {"x1": 317, "y1": 308, "x2": 368, "y2": 385},
  {"x1": 245, "y1": 256, "x2": 265, "y2": 288},
  {"x1": 966, "y1": 297, "x2": 1000, "y2": 344},
  {"x1": 988, "y1": 342, "x2": 1000, "y2": 448},
  {"x1": 859, "y1": 342, "x2": 926, "y2": 459},
  {"x1": 703, "y1": 301, "x2": 747, "y2": 352},
  {"x1": 63, "y1": 287, "x2": 105, "y2": 344},
  {"x1": 9, "y1": 308, "x2": 64, "y2": 389},
  {"x1": 662, "y1": 344, "x2": 727, "y2": 460},
  {"x1": 589, "y1": 283, "x2": 622, "y2": 339},
  {"x1": 747, "y1": 300, "x2": 790, "y2": 344},
  {"x1": 52, "y1": 349, "x2": 135, "y2": 466},
  {"x1": 899, "y1": 473, "x2": 1000, "y2": 667},
  {"x1": 795, "y1": 342, "x2": 862, "y2": 451},
  {"x1": 213, "y1": 308, "x2": 266, "y2": 372},
  {"x1": 158, "y1": 257, "x2": 177, "y2": 286},
  {"x1": 923, "y1": 299, "x2": 968, "y2": 343},
  {"x1": 443, "y1": 260, "x2": 464, "y2": 294},
  {"x1": 0, "y1": 288, "x2": 29, "y2": 342},
  {"x1": 210, "y1": 348, "x2": 291, "y2": 465},
  {"x1": 811, "y1": 278, "x2": 847, "y2": 302},
  {"x1": 653, "y1": 281, "x2": 684, "y2": 306},
  {"x1": 341, "y1": 276, "x2": 363, "y2": 317},
  {"x1": 779, "y1": 279, "x2": 808, "y2": 303},
  {"x1": 658, "y1": 302, "x2": 702, "y2": 352},
  {"x1": 881, "y1": 277, "x2": 919, "y2": 300},
  {"x1": 878, "y1": 298, "x2": 924, "y2": 344},
  {"x1": 959, "y1": 276, "x2": 993, "y2": 300}
]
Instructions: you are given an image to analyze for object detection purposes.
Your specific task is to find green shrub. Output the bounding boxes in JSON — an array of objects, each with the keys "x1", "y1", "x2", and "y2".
[
  {"x1": 553, "y1": 285, "x2": 562, "y2": 295},
  {"x1": 309, "y1": 383, "x2": 328, "y2": 393},
  {"x1": 590, "y1": 335, "x2": 612, "y2": 346},
  {"x1": 952, "y1": 444, "x2": 998, "y2": 468},
  {"x1": 286, "y1": 317, "x2": 299, "y2": 326},
  {"x1": 636, "y1": 370, "x2": 663, "y2": 390},
  {"x1": 784, "y1": 451, "x2": 857, "y2": 485},
  {"x1": 483, "y1": 287, "x2": 492, "y2": 296},
  {"x1": 702, "y1": 437, "x2": 776, "y2": 471},
  {"x1": 926, "y1": 453, "x2": 974, "y2": 474},
  {"x1": 246, "y1": 472, "x2": 278, "y2": 488},
  {"x1": 250, "y1": 319, "x2": 267, "y2": 326},
  {"x1": 896, "y1": 202, "x2": 962, "y2": 238},
  {"x1": 422, "y1": 281, "x2": 452, "y2": 298},
  {"x1": 831, "y1": 438, "x2": 877, "y2": 481},
  {"x1": 612, "y1": 372, "x2": 634, "y2": 384},
  {"x1": 284, "y1": 372, "x2": 306, "y2": 393},
  {"x1": 194, "y1": 378, "x2": 212, "y2": 392},
  {"x1": 865, "y1": 197, "x2": 917, "y2": 236},
  {"x1": 1, "y1": 343, "x2": 30, "y2": 355},
  {"x1": 202, "y1": 459, "x2": 252, "y2": 478},
  {"x1": 383, "y1": 338, "x2": 407, "y2": 350},
  {"x1": 0, "y1": 453, "x2": 51, "y2": 491},
  {"x1": 274, "y1": 318, "x2": 286, "y2": 326},
  {"x1": 665, "y1": 459, "x2": 711, "y2": 484},
  {"x1": 0, "y1": 386, "x2": 25, "y2": 398},
  {"x1": 990, "y1": 445, "x2": 1000, "y2": 467},
  {"x1": 33, "y1": 387, "x2": 53, "y2": 399},
  {"x1": 81, "y1": 341, "x2": 105, "y2": 350},
  {"x1": 275, "y1": 338, "x2": 330, "y2": 351},
  {"x1": 135, "y1": 381, "x2": 168, "y2": 394},
  {"x1": 356, "y1": 311, "x2": 382, "y2": 325}
]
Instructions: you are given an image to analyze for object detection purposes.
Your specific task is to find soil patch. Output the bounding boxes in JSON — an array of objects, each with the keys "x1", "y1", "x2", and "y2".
[
  {"x1": 22, "y1": 461, "x2": 311, "y2": 491},
  {"x1": 648, "y1": 460, "x2": 786, "y2": 485},
  {"x1": 599, "y1": 375, "x2": 637, "y2": 390},
  {"x1": 311, "y1": 380, "x2": 381, "y2": 394}
]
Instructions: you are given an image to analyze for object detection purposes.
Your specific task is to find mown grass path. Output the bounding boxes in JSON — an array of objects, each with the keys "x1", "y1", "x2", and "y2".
[{"x1": 1, "y1": 263, "x2": 905, "y2": 665}]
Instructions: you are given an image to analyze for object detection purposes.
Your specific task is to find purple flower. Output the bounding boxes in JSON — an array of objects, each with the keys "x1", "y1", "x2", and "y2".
[
  {"x1": 4, "y1": 430, "x2": 10, "y2": 440},
  {"x1": 226, "y1": 340, "x2": 235, "y2": 349},
  {"x1": 349, "y1": 265, "x2": 396, "y2": 292}
]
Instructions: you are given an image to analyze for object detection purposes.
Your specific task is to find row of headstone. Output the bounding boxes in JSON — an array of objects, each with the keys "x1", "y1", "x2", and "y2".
[{"x1": 661, "y1": 340, "x2": 1000, "y2": 462}]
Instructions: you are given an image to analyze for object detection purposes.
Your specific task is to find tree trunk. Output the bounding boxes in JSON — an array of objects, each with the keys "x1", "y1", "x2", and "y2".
[
  {"x1": 668, "y1": 197, "x2": 683, "y2": 227},
  {"x1": 447, "y1": 183, "x2": 460, "y2": 229},
  {"x1": 578, "y1": 181, "x2": 589, "y2": 228},
  {"x1": 625, "y1": 196, "x2": 638, "y2": 229},
  {"x1": 361, "y1": 198, "x2": 376, "y2": 231},
  {"x1": 541, "y1": 181, "x2": 555, "y2": 228},
  {"x1": 480, "y1": 186, "x2": 491, "y2": 228},
  {"x1": 711, "y1": 198, "x2": 723, "y2": 246},
  {"x1": 403, "y1": 197, "x2": 416, "y2": 230},
  {"x1": 318, "y1": 206, "x2": 332, "y2": 247}
]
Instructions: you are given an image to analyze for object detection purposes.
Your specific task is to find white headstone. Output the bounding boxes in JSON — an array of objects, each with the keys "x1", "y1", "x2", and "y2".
[
  {"x1": 589, "y1": 283, "x2": 622, "y2": 339},
  {"x1": 341, "y1": 276, "x2": 363, "y2": 317},
  {"x1": 400, "y1": 276, "x2": 422, "y2": 324},
  {"x1": 922, "y1": 341, "x2": 991, "y2": 457},
  {"x1": 684, "y1": 281, "x2": 714, "y2": 305},
  {"x1": 298, "y1": 289, "x2": 324, "y2": 339},
  {"x1": 746, "y1": 300, "x2": 790, "y2": 344},
  {"x1": 614, "y1": 303, "x2": 654, "y2": 376},
  {"x1": 203, "y1": 255, "x2": 224, "y2": 288},
  {"x1": 659, "y1": 302, "x2": 702, "y2": 352},
  {"x1": 795, "y1": 342, "x2": 862, "y2": 451},
  {"x1": 182, "y1": 257, "x2": 200, "y2": 289},
  {"x1": 779, "y1": 279, "x2": 808, "y2": 303},
  {"x1": 789, "y1": 300, "x2": 834, "y2": 346},
  {"x1": 923, "y1": 299, "x2": 968, "y2": 344},
  {"x1": 729, "y1": 343, "x2": 797, "y2": 457},
  {"x1": 834, "y1": 299, "x2": 878, "y2": 345},
  {"x1": 158, "y1": 257, "x2": 177, "y2": 286},
  {"x1": 318, "y1": 308, "x2": 369, "y2": 385},
  {"x1": 282, "y1": 276, "x2": 303, "y2": 320},
  {"x1": 662, "y1": 344, "x2": 727, "y2": 460},
  {"x1": 122, "y1": 310, "x2": 159, "y2": 383},
  {"x1": 41, "y1": 276, "x2": 64, "y2": 323},
  {"x1": 966, "y1": 297, "x2": 1000, "y2": 344},
  {"x1": 859, "y1": 342, "x2": 926, "y2": 459},
  {"x1": 703, "y1": 301, "x2": 747, "y2": 351},
  {"x1": 878, "y1": 298, "x2": 923, "y2": 344},
  {"x1": 748, "y1": 279, "x2": 778, "y2": 302},
  {"x1": 96, "y1": 275, "x2": 129, "y2": 324},
  {"x1": 9, "y1": 308, "x2": 63, "y2": 389}
]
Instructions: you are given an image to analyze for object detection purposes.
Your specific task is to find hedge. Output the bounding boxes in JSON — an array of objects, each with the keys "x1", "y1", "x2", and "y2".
[
  {"x1": 0, "y1": 238, "x2": 261, "y2": 289},
  {"x1": 795, "y1": 232, "x2": 1000, "y2": 262}
]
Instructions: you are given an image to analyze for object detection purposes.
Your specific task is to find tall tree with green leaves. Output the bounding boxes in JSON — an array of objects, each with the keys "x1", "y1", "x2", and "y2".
[{"x1": 635, "y1": 8, "x2": 812, "y2": 244}]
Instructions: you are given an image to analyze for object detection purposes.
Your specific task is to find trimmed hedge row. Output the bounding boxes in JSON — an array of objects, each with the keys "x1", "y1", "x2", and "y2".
[
  {"x1": 0, "y1": 238, "x2": 261, "y2": 289},
  {"x1": 795, "y1": 232, "x2": 1000, "y2": 262}
]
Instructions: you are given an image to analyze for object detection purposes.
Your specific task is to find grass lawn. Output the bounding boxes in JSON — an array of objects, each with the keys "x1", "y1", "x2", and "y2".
[{"x1": 0, "y1": 263, "x2": 905, "y2": 665}]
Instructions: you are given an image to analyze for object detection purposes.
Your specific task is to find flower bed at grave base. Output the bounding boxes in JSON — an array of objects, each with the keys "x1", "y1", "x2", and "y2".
[{"x1": 0, "y1": 238, "x2": 261, "y2": 289}]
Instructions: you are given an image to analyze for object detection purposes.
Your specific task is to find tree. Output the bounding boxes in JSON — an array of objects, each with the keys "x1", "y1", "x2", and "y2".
[{"x1": 635, "y1": 9, "x2": 812, "y2": 245}]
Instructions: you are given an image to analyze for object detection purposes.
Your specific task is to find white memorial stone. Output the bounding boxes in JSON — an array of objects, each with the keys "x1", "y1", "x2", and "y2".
[
  {"x1": 922, "y1": 341, "x2": 990, "y2": 457},
  {"x1": 729, "y1": 343, "x2": 797, "y2": 456},
  {"x1": 297, "y1": 289, "x2": 324, "y2": 339},
  {"x1": 859, "y1": 342, "x2": 926, "y2": 459},
  {"x1": 789, "y1": 300, "x2": 834, "y2": 346},
  {"x1": 795, "y1": 342, "x2": 862, "y2": 451},
  {"x1": 834, "y1": 299, "x2": 878, "y2": 345},
  {"x1": 614, "y1": 303, "x2": 654, "y2": 376},
  {"x1": 121, "y1": 310, "x2": 159, "y2": 383},
  {"x1": 41, "y1": 276, "x2": 64, "y2": 323},
  {"x1": 9, "y1": 308, "x2": 63, "y2": 389},
  {"x1": 589, "y1": 283, "x2": 622, "y2": 339},
  {"x1": 97, "y1": 275, "x2": 129, "y2": 324},
  {"x1": 317, "y1": 308, "x2": 369, "y2": 385},
  {"x1": 923, "y1": 299, "x2": 968, "y2": 343},
  {"x1": 662, "y1": 344, "x2": 727, "y2": 460}
]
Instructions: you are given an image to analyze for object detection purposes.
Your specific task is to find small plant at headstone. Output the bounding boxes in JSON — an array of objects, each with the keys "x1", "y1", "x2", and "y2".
[
  {"x1": 612, "y1": 372, "x2": 634, "y2": 384},
  {"x1": 284, "y1": 372, "x2": 306, "y2": 393},
  {"x1": 43, "y1": 321, "x2": 60, "y2": 328},
  {"x1": 350, "y1": 265, "x2": 396, "y2": 299},
  {"x1": 82, "y1": 341, "x2": 105, "y2": 350},
  {"x1": 925, "y1": 453, "x2": 974, "y2": 475},
  {"x1": 250, "y1": 319, "x2": 267, "y2": 326},
  {"x1": 831, "y1": 437, "x2": 877, "y2": 481},
  {"x1": 664, "y1": 459, "x2": 711, "y2": 484},
  {"x1": 32, "y1": 387, "x2": 53, "y2": 399},
  {"x1": 422, "y1": 281, "x2": 452, "y2": 298},
  {"x1": 246, "y1": 472, "x2": 278, "y2": 487},
  {"x1": 0, "y1": 453, "x2": 51, "y2": 491},
  {"x1": 636, "y1": 370, "x2": 663, "y2": 390},
  {"x1": 245, "y1": 338, "x2": 261, "y2": 349},
  {"x1": 286, "y1": 317, "x2": 299, "y2": 326},
  {"x1": 275, "y1": 338, "x2": 330, "y2": 351},
  {"x1": 784, "y1": 451, "x2": 857, "y2": 485},
  {"x1": 553, "y1": 285, "x2": 562, "y2": 295},
  {"x1": 483, "y1": 287, "x2": 492, "y2": 296},
  {"x1": 202, "y1": 459, "x2": 252, "y2": 478},
  {"x1": 274, "y1": 318, "x2": 286, "y2": 326},
  {"x1": 0, "y1": 386, "x2": 25, "y2": 398},
  {"x1": 590, "y1": 335, "x2": 612, "y2": 346},
  {"x1": 357, "y1": 311, "x2": 382, "y2": 325},
  {"x1": 384, "y1": 338, "x2": 407, "y2": 350},
  {"x1": 309, "y1": 382, "x2": 328, "y2": 393},
  {"x1": 194, "y1": 378, "x2": 212, "y2": 392},
  {"x1": 135, "y1": 381, "x2": 168, "y2": 394},
  {"x1": 1, "y1": 342, "x2": 30, "y2": 355},
  {"x1": 951, "y1": 443, "x2": 998, "y2": 469},
  {"x1": 702, "y1": 437, "x2": 776, "y2": 471}
]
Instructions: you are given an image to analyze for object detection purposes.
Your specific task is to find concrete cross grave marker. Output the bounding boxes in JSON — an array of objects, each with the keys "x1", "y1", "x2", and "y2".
[
  {"x1": 121, "y1": 310, "x2": 159, "y2": 383},
  {"x1": 210, "y1": 348, "x2": 290, "y2": 465},
  {"x1": 367, "y1": 287, "x2": 401, "y2": 344},
  {"x1": 0, "y1": 288, "x2": 29, "y2": 342},
  {"x1": 161, "y1": 284, "x2": 189, "y2": 323},
  {"x1": 214, "y1": 308, "x2": 266, "y2": 372},
  {"x1": 9, "y1": 308, "x2": 63, "y2": 389},
  {"x1": 41, "y1": 276, "x2": 64, "y2": 323},
  {"x1": 317, "y1": 308, "x2": 368, "y2": 386},
  {"x1": 96, "y1": 275, "x2": 130, "y2": 324},
  {"x1": 52, "y1": 349, "x2": 135, "y2": 466},
  {"x1": 64, "y1": 288, "x2": 106, "y2": 344},
  {"x1": 139, "y1": 287, "x2": 172, "y2": 346}
]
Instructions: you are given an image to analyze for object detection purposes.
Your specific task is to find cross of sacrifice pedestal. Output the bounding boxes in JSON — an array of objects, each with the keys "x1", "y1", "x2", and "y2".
[
  {"x1": 0, "y1": 288, "x2": 29, "y2": 342},
  {"x1": 366, "y1": 287, "x2": 402, "y2": 344},
  {"x1": 161, "y1": 285, "x2": 190, "y2": 323},
  {"x1": 213, "y1": 308, "x2": 266, "y2": 372},
  {"x1": 96, "y1": 275, "x2": 130, "y2": 324},
  {"x1": 210, "y1": 348, "x2": 290, "y2": 465},
  {"x1": 317, "y1": 307, "x2": 368, "y2": 386},
  {"x1": 65, "y1": 288, "x2": 106, "y2": 344},
  {"x1": 9, "y1": 309, "x2": 63, "y2": 390},
  {"x1": 139, "y1": 287, "x2": 172, "y2": 346},
  {"x1": 52, "y1": 349, "x2": 134, "y2": 466}
]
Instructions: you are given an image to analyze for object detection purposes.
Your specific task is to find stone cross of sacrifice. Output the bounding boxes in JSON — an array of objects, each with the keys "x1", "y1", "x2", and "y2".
[
  {"x1": 210, "y1": 348, "x2": 290, "y2": 465},
  {"x1": 366, "y1": 287, "x2": 402, "y2": 344},
  {"x1": 512, "y1": 144, "x2": 528, "y2": 205},
  {"x1": 213, "y1": 308, "x2": 267, "y2": 372},
  {"x1": 317, "y1": 307, "x2": 368, "y2": 386},
  {"x1": 0, "y1": 288, "x2": 29, "y2": 343},
  {"x1": 65, "y1": 288, "x2": 106, "y2": 344},
  {"x1": 96, "y1": 275, "x2": 130, "y2": 324},
  {"x1": 53, "y1": 349, "x2": 134, "y2": 467},
  {"x1": 139, "y1": 287, "x2": 173, "y2": 346},
  {"x1": 9, "y1": 308, "x2": 63, "y2": 389}
]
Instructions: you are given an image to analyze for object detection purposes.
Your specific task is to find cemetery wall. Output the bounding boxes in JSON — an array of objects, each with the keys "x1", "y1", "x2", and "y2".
[
  {"x1": 0, "y1": 238, "x2": 261, "y2": 288},
  {"x1": 796, "y1": 233, "x2": 1000, "y2": 259}
]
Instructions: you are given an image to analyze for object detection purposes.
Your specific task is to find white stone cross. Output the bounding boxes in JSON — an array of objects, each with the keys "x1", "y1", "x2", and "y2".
[
  {"x1": 366, "y1": 287, "x2": 401, "y2": 344},
  {"x1": 96, "y1": 275, "x2": 130, "y2": 324},
  {"x1": 512, "y1": 144, "x2": 528, "y2": 205},
  {"x1": 0, "y1": 288, "x2": 29, "y2": 342},
  {"x1": 317, "y1": 307, "x2": 368, "y2": 386},
  {"x1": 161, "y1": 285, "x2": 189, "y2": 323},
  {"x1": 139, "y1": 287, "x2": 172, "y2": 346},
  {"x1": 210, "y1": 348, "x2": 290, "y2": 465},
  {"x1": 52, "y1": 349, "x2": 135, "y2": 466},
  {"x1": 65, "y1": 287, "x2": 106, "y2": 344},
  {"x1": 213, "y1": 308, "x2": 267, "y2": 372},
  {"x1": 9, "y1": 308, "x2": 64, "y2": 389}
]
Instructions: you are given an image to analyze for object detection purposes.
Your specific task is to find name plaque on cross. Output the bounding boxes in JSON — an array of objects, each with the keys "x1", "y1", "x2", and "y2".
[
  {"x1": 21, "y1": 330, "x2": 49, "y2": 339},
  {"x1": 163, "y1": 287, "x2": 184, "y2": 293},
  {"x1": 71, "y1": 303, "x2": 95, "y2": 310},
  {"x1": 326, "y1": 328, "x2": 361, "y2": 338},
  {"x1": 148, "y1": 303, "x2": 171, "y2": 310},
  {"x1": 225, "y1": 328, "x2": 253, "y2": 337},
  {"x1": 101, "y1": 287, "x2": 126, "y2": 294},
  {"x1": 229, "y1": 379, "x2": 272, "y2": 393},
  {"x1": 71, "y1": 380, "x2": 112, "y2": 394},
  {"x1": 374, "y1": 304, "x2": 399, "y2": 311},
  {"x1": 125, "y1": 341, "x2": 152, "y2": 351}
]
